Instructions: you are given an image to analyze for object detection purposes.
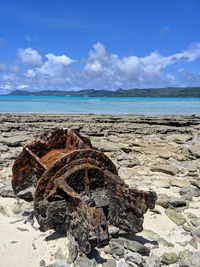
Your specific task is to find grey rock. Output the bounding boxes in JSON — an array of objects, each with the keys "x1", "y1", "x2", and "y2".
[
  {"x1": 144, "y1": 253, "x2": 161, "y2": 267},
  {"x1": 66, "y1": 240, "x2": 78, "y2": 264},
  {"x1": 191, "y1": 228, "x2": 200, "y2": 238},
  {"x1": 119, "y1": 158, "x2": 140, "y2": 168},
  {"x1": 156, "y1": 194, "x2": 187, "y2": 209},
  {"x1": 102, "y1": 258, "x2": 116, "y2": 267},
  {"x1": 0, "y1": 144, "x2": 8, "y2": 152},
  {"x1": 170, "y1": 178, "x2": 190, "y2": 188},
  {"x1": 191, "y1": 179, "x2": 200, "y2": 189},
  {"x1": 123, "y1": 239, "x2": 150, "y2": 256},
  {"x1": 142, "y1": 229, "x2": 173, "y2": 247},
  {"x1": 40, "y1": 259, "x2": 46, "y2": 267},
  {"x1": 165, "y1": 208, "x2": 186, "y2": 226},
  {"x1": 46, "y1": 260, "x2": 70, "y2": 267},
  {"x1": 108, "y1": 240, "x2": 124, "y2": 259},
  {"x1": 188, "y1": 145, "x2": 200, "y2": 158},
  {"x1": 179, "y1": 250, "x2": 200, "y2": 267},
  {"x1": 190, "y1": 217, "x2": 200, "y2": 227},
  {"x1": 17, "y1": 186, "x2": 34, "y2": 200},
  {"x1": 151, "y1": 164, "x2": 179, "y2": 176},
  {"x1": 161, "y1": 252, "x2": 178, "y2": 265},
  {"x1": 188, "y1": 237, "x2": 198, "y2": 249},
  {"x1": 179, "y1": 187, "x2": 200, "y2": 198},
  {"x1": 124, "y1": 250, "x2": 143, "y2": 266},
  {"x1": 0, "y1": 185, "x2": 15, "y2": 198},
  {"x1": 2, "y1": 136, "x2": 29, "y2": 147},
  {"x1": 116, "y1": 261, "x2": 129, "y2": 267},
  {"x1": 108, "y1": 225, "x2": 120, "y2": 238},
  {"x1": 74, "y1": 254, "x2": 96, "y2": 267}
]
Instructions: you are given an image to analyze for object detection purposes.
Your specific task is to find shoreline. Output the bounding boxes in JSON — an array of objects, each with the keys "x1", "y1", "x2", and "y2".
[{"x1": 0, "y1": 114, "x2": 200, "y2": 266}]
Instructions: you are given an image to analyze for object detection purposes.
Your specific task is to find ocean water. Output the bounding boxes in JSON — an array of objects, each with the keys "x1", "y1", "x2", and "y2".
[{"x1": 0, "y1": 95, "x2": 200, "y2": 115}]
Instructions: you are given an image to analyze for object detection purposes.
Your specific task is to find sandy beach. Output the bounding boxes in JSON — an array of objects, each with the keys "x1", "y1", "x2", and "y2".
[{"x1": 0, "y1": 114, "x2": 200, "y2": 267}]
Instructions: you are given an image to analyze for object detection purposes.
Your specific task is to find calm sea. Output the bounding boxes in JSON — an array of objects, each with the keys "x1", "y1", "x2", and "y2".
[{"x1": 0, "y1": 95, "x2": 200, "y2": 115}]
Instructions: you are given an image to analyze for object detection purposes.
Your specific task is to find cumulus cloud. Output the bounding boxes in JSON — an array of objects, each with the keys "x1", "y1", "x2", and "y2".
[
  {"x1": 1, "y1": 42, "x2": 200, "y2": 93},
  {"x1": 17, "y1": 47, "x2": 42, "y2": 66}
]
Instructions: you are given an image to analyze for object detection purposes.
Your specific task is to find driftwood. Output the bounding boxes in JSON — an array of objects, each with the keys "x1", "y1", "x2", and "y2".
[{"x1": 12, "y1": 128, "x2": 157, "y2": 254}]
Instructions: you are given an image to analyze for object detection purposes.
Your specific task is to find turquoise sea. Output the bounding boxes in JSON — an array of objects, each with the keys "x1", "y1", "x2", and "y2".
[{"x1": 0, "y1": 95, "x2": 200, "y2": 115}]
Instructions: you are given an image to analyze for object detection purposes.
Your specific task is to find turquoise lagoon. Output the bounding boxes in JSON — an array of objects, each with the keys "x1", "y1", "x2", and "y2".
[{"x1": 0, "y1": 95, "x2": 200, "y2": 115}]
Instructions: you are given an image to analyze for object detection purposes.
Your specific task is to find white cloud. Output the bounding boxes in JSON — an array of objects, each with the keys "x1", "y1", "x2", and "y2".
[
  {"x1": 1, "y1": 42, "x2": 200, "y2": 93},
  {"x1": 17, "y1": 47, "x2": 42, "y2": 66}
]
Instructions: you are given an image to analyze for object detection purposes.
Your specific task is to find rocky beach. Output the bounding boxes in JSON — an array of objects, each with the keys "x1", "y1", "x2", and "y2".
[{"x1": 0, "y1": 114, "x2": 200, "y2": 267}]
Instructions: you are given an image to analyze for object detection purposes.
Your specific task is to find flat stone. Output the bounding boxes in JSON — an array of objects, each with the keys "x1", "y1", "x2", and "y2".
[
  {"x1": 165, "y1": 208, "x2": 186, "y2": 226},
  {"x1": 178, "y1": 250, "x2": 200, "y2": 267},
  {"x1": 191, "y1": 179, "x2": 200, "y2": 189},
  {"x1": 166, "y1": 134, "x2": 192, "y2": 143},
  {"x1": 124, "y1": 250, "x2": 143, "y2": 266},
  {"x1": 142, "y1": 229, "x2": 173, "y2": 247},
  {"x1": 161, "y1": 252, "x2": 178, "y2": 265},
  {"x1": 119, "y1": 159, "x2": 140, "y2": 168},
  {"x1": 170, "y1": 178, "x2": 191, "y2": 188},
  {"x1": 102, "y1": 259, "x2": 116, "y2": 267},
  {"x1": 108, "y1": 240, "x2": 124, "y2": 258},
  {"x1": 17, "y1": 186, "x2": 34, "y2": 200},
  {"x1": 143, "y1": 253, "x2": 161, "y2": 267},
  {"x1": 0, "y1": 144, "x2": 8, "y2": 152},
  {"x1": 179, "y1": 187, "x2": 200, "y2": 198},
  {"x1": 191, "y1": 228, "x2": 200, "y2": 238},
  {"x1": 157, "y1": 194, "x2": 187, "y2": 208},
  {"x1": 123, "y1": 239, "x2": 150, "y2": 256},
  {"x1": 2, "y1": 136, "x2": 29, "y2": 147},
  {"x1": 151, "y1": 164, "x2": 179, "y2": 175},
  {"x1": 154, "y1": 179, "x2": 170, "y2": 189},
  {"x1": 74, "y1": 254, "x2": 96, "y2": 267},
  {"x1": 158, "y1": 150, "x2": 172, "y2": 159},
  {"x1": 188, "y1": 145, "x2": 200, "y2": 158}
]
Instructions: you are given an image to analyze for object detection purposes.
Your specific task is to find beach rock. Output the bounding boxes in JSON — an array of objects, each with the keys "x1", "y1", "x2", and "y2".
[
  {"x1": 188, "y1": 145, "x2": 200, "y2": 158},
  {"x1": 123, "y1": 239, "x2": 150, "y2": 256},
  {"x1": 178, "y1": 250, "x2": 200, "y2": 267},
  {"x1": 158, "y1": 150, "x2": 172, "y2": 159},
  {"x1": 108, "y1": 240, "x2": 124, "y2": 258},
  {"x1": 66, "y1": 240, "x2": 78, "y2": 264},
  {"x1": 179, "y1": 187, "x2": 200, "y2": 197},
  {"x1": 166, "y1": 134, "x2": 192, "y2": 143},
  {"x1": 161, "y1": 252, "x2": 178, "y2": 265},
  {"x1": 151, "y1": 164, "x2": 179, "y2": 175},
  {"x1": 1, "y1": 136, "x2": 29, "y2": 147},
  {"x1": 108, "y1": 225, "x2": 120, "y2": 238},
  {"x1": 165, "y1": 209, "x2": 186, "y2": 226},
  {"x1": 144, "y1": 254, "x2": 161, "y2": 267},
  {"x1": 156, "y1": 194, "x2": 187, "y2": 208},
  {"x1": 124, "y1": 250, "x2": 143, "y2": 266},
  {"x1": 119, "y1": 158, "x2": 140, "y2": 168},
  {"x1": 170, "y1": 178, "x2": 190, "y2": 188},
  {"x1": 190, "y1": 217, "x2": 200, "y2": 227},
  {"x1": 191, "y1": 228, "x2": 200, "y2": 238},
  {"x1": 191, "y1": 179, "x2": 200, "y2": 189},
  {"x1": 0, "y1": 185, "x2": 15, "y2": 198},
  {"x1": 17, "y1": 186, "x2": 34, "y2": 200},
  {"x1": 102, "y1": 259, "x2": 116, "y2": 267},
  {"x1": 74, "y1": 254, "x2": 96, "y2": 267},
  {"x1": 0, "y1": 144, "x2": 8, "y2": 152},
  {"x1": 188, "y1": 237, "x2": 198, "y2": 249},
  {"x1": 46, "y1": 260, "x2": 70, "y2": 267},
  {"x1": 154, "y1": 179, "x2": 170, "y2": 189},
  {"x1": 142, "y1": 229, "x2": 173, "y2": 247}
]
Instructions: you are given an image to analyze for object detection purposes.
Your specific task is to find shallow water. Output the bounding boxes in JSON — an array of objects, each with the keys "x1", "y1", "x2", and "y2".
[{"x1": 0, "y1": 95, "x2": 200, "y2": 115}]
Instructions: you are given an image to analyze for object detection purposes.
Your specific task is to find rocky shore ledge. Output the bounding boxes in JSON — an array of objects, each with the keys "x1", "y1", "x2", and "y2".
[{"x1": 0, "y1": 114, "x2": 200, "y2": 267}]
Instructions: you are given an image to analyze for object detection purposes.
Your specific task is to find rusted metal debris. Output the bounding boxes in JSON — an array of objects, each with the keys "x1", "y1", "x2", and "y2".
[{"x1": 12, "y1": 128, "x2": 157, "y2": 254}]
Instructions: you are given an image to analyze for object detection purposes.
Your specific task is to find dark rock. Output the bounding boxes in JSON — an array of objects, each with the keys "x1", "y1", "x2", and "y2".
[
  {"x1": 161, "y1": 252, "x2": 178, "y2": 265},
  {"x1": 122, "y1": 239, "x2": 150, "y2": 256}
]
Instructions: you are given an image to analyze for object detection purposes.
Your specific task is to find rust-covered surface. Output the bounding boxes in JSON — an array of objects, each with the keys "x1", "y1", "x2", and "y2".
[{"x1": 12, "y1": 128, "x2": 157, "y2": 254}]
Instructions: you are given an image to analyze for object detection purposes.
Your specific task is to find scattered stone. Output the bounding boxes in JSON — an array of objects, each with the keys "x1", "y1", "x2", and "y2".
[
  {"x1": 190, "y1": 217, "x2": 200, "y2": 227},
  {"x1": 165, "y1": 209, "x2": 186, "y2": 226},
  {"x1": 17, "y1": 227, "x2": 29, "y2": 232},
  {"x1": 188, "y1": 145, "x2": 200, "y2": 158},
  {"x1": 54, "y1": 247, "x2": 66, "y2": 260},
  {"x1": 40, "y1": 259, "x2": 46, "y2": 267},
  {"x1": 158, "y1": 150, "x2": 172, "y2": 159},
  {"x1": 74, "y1": 254, "x2": 97, "y2": 267},
  {"x1": 0, "y1": 185, "x2": 16, "y2": 198},
  {"x1": 46, "y1": 259, "x2": 70, "y2": 267},
  {"x1": 119, "y1": 158, "x2": 140, "y2": 168},
  {"x1": 191, "y1": 228, "x2": 200, "y2": 238},
  {"x1": 188, "y1": 237, "x2": 198, "y2": 249},
  {"x1": 17, "y1": 186, "x2": 34, "y2": 200},
  {"x1": 191, "y1": 179, "x2": 200, "y2": 189},
  {"x1": 161, "y1": 252, "x2": 178, "y2": 265},
  {"x1": 166, "y1": 134, "x2": 192, "y2": 143},
  {"x1": 156, "y1": 194, "x2": 187, "y2": 208},
  {"x1": 102, "y1": 259, "x2": 116, "y2": 267},
  {"x1": 151, "y1": 164, "x2": 179, "y2": 176},
  {"x1": 179, "y1": 187, "x2": 200, "y2": 198},
  {"x1": 142, "y1": 229, "x2": 173, "y2": 247},
  {"x1": 66, "y1": 240, "x2": 78, "y2": 264},
  {"x1": 108, "y1": 225, "x2": 120, "y2": 238},
  {"x1": 123, "y1": 239, "x2": 150, "y2": 256},
  {"x1": 154, "y1": 179, "x2": 170, "y2": 189},
  {"x1": 178, "y1": 250, "x2": 200, "y2": 267},
  {"x1": 170, "y1": 178, "x2": 190, "y2": 188},
  {"x1": 144, "y1": 253, "x2": 161, "y2": 267},
  {"x1": 108, "y1": 240, "x2": 124, "y2": 259},
  {"x1": 0, "y1": 144, "x2": 8, "y2": 152},
  {"x1": 124, "y1": 250, "x2": 143, "y2": 266}
]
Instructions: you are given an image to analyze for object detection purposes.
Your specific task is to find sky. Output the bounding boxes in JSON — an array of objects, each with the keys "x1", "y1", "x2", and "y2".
[{"x1": 0, "y1": 0, "x2": 200, "y2": 93}]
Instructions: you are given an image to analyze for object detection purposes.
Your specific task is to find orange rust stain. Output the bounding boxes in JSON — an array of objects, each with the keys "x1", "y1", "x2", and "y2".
[{"x1": 40, "y1": 147, "x2": 72, "y2": 168}]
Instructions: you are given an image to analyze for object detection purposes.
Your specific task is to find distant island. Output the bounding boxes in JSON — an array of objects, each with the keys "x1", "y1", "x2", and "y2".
[{"x1": 8, "y1": 87, "x2": 200, "y2": 97}]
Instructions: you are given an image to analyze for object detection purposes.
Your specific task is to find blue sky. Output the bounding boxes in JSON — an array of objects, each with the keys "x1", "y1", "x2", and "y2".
[{"x1": 0, "y1": 0, "x2": 200, "y2": 92}]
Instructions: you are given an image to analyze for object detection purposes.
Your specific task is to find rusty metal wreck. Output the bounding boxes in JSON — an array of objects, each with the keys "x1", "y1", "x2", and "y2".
[{"x1": 12, "y1": 128, "x2": 157, "y2": 254}]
